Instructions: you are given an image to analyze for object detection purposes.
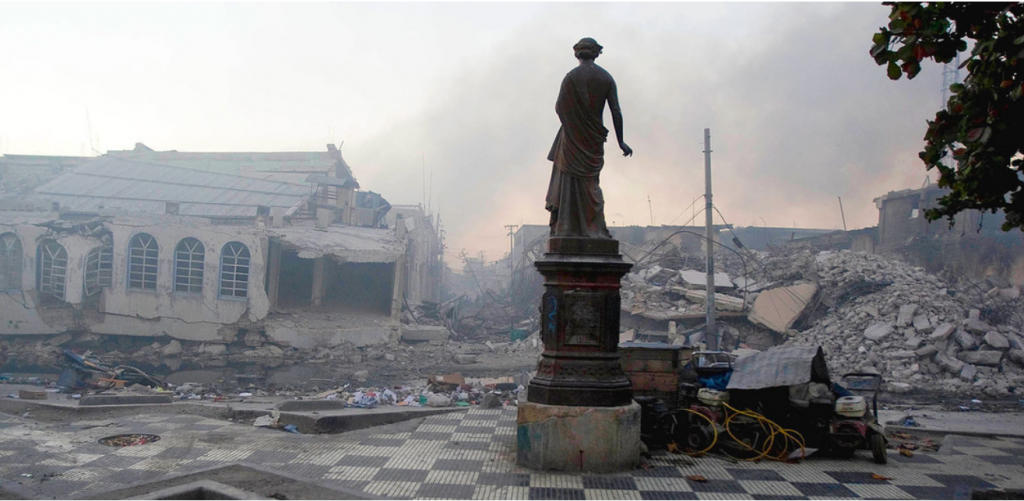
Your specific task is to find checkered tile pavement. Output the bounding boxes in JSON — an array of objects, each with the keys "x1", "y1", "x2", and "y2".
[{"x1": 0, "y1": 408, "x2": 1022, "y2": 499}]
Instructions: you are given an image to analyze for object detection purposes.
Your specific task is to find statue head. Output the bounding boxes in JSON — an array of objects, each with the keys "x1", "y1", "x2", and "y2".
[{"x1": 573, "y1": 37, "x2": 603, "y2": 60}]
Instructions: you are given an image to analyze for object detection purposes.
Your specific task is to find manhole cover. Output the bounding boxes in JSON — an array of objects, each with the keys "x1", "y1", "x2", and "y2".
[{"x1": 98, "y1": 434, "x2": 160, "y2": 447}]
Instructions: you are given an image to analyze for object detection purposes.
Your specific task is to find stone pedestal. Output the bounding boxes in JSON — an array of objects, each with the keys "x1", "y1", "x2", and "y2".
[
  {"x1": 527, "y1": 237, "x2": 634, "y2": 407},
  {"x1": 517, "y1": 237, "x2": 638, "y2": 472},
  {"x1": 517, "y1": 400, "x2": 641, "y2": 472}
]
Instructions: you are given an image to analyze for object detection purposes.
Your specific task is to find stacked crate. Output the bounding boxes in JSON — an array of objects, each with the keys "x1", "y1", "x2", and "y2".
[{"x1": 619, "y1": 342, "x2": 694, "y2": 408}]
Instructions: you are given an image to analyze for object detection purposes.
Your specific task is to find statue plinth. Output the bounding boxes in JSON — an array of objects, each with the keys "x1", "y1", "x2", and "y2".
[{"x1": 527, "y1": 237, "x2": 633, "y2": 407}]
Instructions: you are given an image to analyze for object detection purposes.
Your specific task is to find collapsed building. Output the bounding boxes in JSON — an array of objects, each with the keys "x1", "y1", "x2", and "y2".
[{"x1": 0, "y1": 146, "x2": 443, "y2": 361}]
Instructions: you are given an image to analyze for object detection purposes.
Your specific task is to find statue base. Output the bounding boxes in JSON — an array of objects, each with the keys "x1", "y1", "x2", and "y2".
[
  {"x1": 528, "y1": 237, "x2": 633, "y2": 407},
  {"x1": 516, "y1": 400, "x2": 641, "y2": 472}
]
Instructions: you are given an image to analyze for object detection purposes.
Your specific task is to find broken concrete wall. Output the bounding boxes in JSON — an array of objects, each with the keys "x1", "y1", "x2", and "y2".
[
  {"x1": 0, "y1": 220, "x2": 98, "y2": 335},
  {"x1": 93, "y1": 215, "x2": 270, "y2": 342},
  {"x1": 1, "y1": 215, "x2": 270, "y2": 342},
  {"x1": 400, "y1": 213, "x2": 443, "y2": 305}
]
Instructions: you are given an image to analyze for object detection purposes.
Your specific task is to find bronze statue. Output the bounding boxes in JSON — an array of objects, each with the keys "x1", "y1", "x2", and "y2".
[{"x1": 545, "y1": 37, "x2": 632, "y2": 239}]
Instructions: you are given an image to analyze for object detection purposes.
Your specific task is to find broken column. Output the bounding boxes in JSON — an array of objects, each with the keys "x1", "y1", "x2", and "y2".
[{"x1": 517, "y1": 237, "x2": 640, "y2": 472}]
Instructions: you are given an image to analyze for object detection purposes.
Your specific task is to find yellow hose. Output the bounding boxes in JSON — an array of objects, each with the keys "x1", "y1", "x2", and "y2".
[
  {"x1": 680, "y1": 408, "x2": 718, "y2": 456},
  {"x1": 720, "y1": 402, "x2": 807, "y2": 461},
  {"x1": 674, "y1": 402, "x2": 807, "y2": 461}
]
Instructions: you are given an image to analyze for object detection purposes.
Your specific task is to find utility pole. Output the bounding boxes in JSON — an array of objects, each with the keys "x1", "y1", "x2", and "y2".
[
  {"x1": 838, "y1": 196, "x2": 848, "y2": 232},
  {"x1": 703, "y1": 128, "x2": 717, "y2": 350},
  {"x1": 647, "y1": 195, "x2": 654, "y2": 226},
  {"x1": 504, "y1": 224, "x2": 519, "y2": 335}
]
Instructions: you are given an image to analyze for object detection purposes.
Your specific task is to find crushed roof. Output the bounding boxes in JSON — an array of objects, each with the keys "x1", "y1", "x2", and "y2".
[
  {"x1": 34, "y1": 156, "x2": 310, "y2": 218},
  {"x1": 269, "y1": 223, "x2": 404, "y2": 263}
]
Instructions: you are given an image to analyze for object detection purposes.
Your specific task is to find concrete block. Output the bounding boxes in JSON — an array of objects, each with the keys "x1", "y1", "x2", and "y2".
[
  {"x1": 79, "y1": 394, "x2": 174, "y2": 406},
  {"x1": 958, "y1": 350, "x2": 1003, "y2": 367},
  {"x1": 747, "y1": 284, "x2": 818, "y2": 334},
  {"x1": 928, "y1": 323, "x2": 955, "y2": 342},
  {"x1": 896, "y1": 304, "x2": 918, "y2": 328},
  {"x1": 864, "y1": 323, "x2": 894, "y2": 341},
  {"x1": 983, "y1": 331, "x2": 1010, "y2": 350},
  {"x1": 401, "y1": 325, "x2": 450, "y2": 343},
  {"x1": 682, "y1": 288, "x2": 744, "y2": 311},
  {"x1": 912, "y1": 315, "x2": 933, "y2": 333},
  {"x1": 18, "y1": 390, "x2": 47, "y2": 400},
  {"x1": 517, "y1": 400, "x2": 640, "y2": 473}
]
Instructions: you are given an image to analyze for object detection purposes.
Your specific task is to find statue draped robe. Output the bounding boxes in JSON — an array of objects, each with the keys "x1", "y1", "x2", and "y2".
[{"x1": 545, "y1": 67, "x2": 613, "y2": 239}]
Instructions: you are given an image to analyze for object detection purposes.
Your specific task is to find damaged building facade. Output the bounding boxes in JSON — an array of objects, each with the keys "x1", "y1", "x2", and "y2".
[
  {"x1": 874, "y1": 182, "x2": 1024, "y2": 285},
  {"x1": 0, "y1": 146, "x2": 443, "y2": 351}
]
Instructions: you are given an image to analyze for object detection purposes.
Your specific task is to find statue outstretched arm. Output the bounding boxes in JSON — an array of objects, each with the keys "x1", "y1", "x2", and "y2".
[{"x1": 607, "y1": 81, "x2": 632, "y2": 157}]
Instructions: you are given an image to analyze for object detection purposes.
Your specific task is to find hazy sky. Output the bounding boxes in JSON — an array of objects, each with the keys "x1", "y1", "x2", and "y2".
[{"x1": 0, "y1": 2, "x2": 945, "y2": 262}]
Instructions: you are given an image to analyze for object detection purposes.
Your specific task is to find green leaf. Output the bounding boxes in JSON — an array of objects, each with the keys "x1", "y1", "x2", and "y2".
[
  {"x1": 887, "y1": 60, "x2": 901, "y2": 79},
  {"x1": 907, "y1": 62, "x2": 922, "y2": 79}
]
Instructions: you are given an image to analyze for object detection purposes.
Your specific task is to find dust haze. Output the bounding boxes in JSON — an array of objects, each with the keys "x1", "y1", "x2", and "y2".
[{"x1": 0, "y1": 2, "x2": 942, "y2": 261}]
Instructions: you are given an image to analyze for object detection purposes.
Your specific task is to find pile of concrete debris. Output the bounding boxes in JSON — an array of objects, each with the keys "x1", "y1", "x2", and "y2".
[
  {"x1": 781, "y1": 250, "x2": 1024, "y2": 397},
  {"x1": 621, "y1": 265, "x2": 749, "y2": 319}
]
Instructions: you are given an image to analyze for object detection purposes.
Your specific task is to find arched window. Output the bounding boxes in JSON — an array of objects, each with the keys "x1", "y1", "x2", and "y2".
[
  {"x1": 0, "y1": 232, "x2": 23, "y2": 291},
  {"x1": 219, "y1": 242, "x2": 250, "y2": 299},
  {"x1": 174, "y1": 238, "x2": 205, "y2": 294},
  {"x1": 127, "y1": 233, "x2": 159, "y2": 290},
  {"x1": 84, "y1": 233, "x2": 114, "y2": 296},
  {"x1": 38, "y1": 241, "x2": 68, "y2": 300}
]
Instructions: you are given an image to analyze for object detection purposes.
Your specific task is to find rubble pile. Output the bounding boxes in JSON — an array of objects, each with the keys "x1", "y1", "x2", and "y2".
[
  {"x1": 782, "y1": 250, "x2": 1024, "y2": 397},
  {"x1": 620, "y1": 263, "x2": 750, "y2": 318}
]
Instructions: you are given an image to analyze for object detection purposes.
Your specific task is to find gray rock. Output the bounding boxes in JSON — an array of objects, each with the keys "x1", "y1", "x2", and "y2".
[
  {"x1": 912, "y1": 315, "x2": 933, "y2": 333},
  {"x1": 954, "y1": 330, "x2": 979, "y2": 350},
  {"x1": 897, "y1": 304, "x2": 919, "y2": 328},
  {"x1": 905, "y1": 337, "x2": 923, "y2": 350},
  {"x1": 455, "y1": 354, "x2": 478, "y2": 365},
  {"x1": 1008, "y1": 350, "x2": 1024, "y2": 365},
  {"x1": 958, "y1": 350, "x2": 1003, "y2": 367},
  {"x1": 928, "y1": 323, "x2": 955, "y2": 342},
  {"x1": 915, "y1": 345, "x2": 939, "y2": 358},
  {"x1": 891, "y1": 350, "x2": 917, "y2": 359},
  {"x1": 864, "y1": 323, "x2": 894, "y2": 341},
  {"x1": 857, "y1": 305, "x2": 879, "y2": 318},
  {"x1": 938, "y1": 353, "x2": 965, "y2": 374},
  {"x1": 354, "y1": 370, "x2": 369, "y2": 382},
  {"x1": 965, "y1": 318, "x2": 993, "y2": 334},
  {"x1": 983, "y1": 331, "x2": 1010, "y2": 351},
  {"x1": 959, "y1": 363, "x2": 978, "y2": 382},
  {"x1": 202, "y1": 343, "x2": 227, "y2": 355}
]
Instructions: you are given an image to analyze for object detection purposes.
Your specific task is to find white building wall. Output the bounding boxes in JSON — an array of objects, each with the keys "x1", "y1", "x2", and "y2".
[{"x1": 0, "y1": 215, "x2": 271, "y2": 342}]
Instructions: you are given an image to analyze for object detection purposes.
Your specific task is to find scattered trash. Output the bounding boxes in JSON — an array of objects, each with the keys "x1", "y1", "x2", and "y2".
[
  {"x1": 283, "y1": 425, "x2": 300, "y2": 434},
  {"x1": 899, "y1": 448, "x2": 914, "y2": 457},
  {"x1": 871, "y1": 473, "x2": 893, "y2": 481},
  {"x1": 21, "y1": 473, "x2": 32, "y2": 479},
  {"x1": 788, "y1": 448, "x2": 816, "y2": 460},
  {"x1": 686, "y1": 475, "x2": 708, "y2": 483},
  {"x1": 971, "y1": 399, "x2": 983, "y2": 405},
  {"x1": 903, "y1": 417, "x2": 918, "y2": 427},
  {"x1": 239, "y1": 392, "x2": 253, "y2": 398}
]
